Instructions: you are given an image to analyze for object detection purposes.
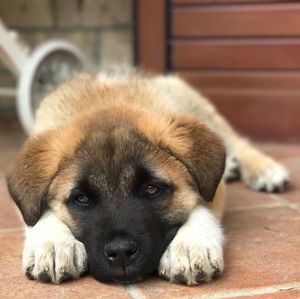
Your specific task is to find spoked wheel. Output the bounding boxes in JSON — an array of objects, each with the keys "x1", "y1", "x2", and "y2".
[{"x1": 17, "y1": 40, "x2": 86, "y2": 134}]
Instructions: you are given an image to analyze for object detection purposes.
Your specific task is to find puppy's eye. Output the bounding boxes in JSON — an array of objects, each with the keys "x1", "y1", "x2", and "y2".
[
  {"x1": 144, "y1": 184, "x2": 161, "y2": 197},
  {"x1": 73, "y1": 193, "x2": 89, "y2": 206}
]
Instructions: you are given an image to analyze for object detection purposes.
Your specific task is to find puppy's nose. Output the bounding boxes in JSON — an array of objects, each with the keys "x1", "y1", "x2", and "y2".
[{"x1": 104, "y1": 238, "x2": 138, "y2": 266}]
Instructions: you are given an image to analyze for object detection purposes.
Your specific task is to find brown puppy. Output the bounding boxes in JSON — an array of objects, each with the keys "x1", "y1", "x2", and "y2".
[{"x1": 7, "y1": 71, "x2": 289, "y2": 285}]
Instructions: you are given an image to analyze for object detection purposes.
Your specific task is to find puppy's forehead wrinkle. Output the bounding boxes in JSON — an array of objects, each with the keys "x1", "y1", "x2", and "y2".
[
  {"x1": 119, "y1": 166, "x2": 135, "y2": 189},
  {"x1": 88, "y1": 173, "x2": 112, "y2": 194},
  {"x1": 79, "y1": 125, "x2": 149, "y2": 164},
  {"x1": 87, "y1": 165, "x2": 134, "y2": 196}
]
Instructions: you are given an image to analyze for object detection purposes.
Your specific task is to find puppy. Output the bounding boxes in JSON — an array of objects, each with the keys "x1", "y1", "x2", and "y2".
[{"x1": 7, "y1": 71, "x2": 289, "y2": 285}]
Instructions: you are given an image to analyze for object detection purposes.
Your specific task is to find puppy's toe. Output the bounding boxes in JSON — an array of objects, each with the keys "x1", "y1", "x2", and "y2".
[
  {"x1": 23, "y1": 241, "x2": 56, "y2": 283},
  {"x1": 238, "y1": 150, "x2": 290, "y2": 193},
  {"x1": 158, "y1": 247, "x2": 171, "y2": 281},
  {"x1": 159, "y1": 243, "x2": 224, "y2": 285},
  {"x1": 23, "y1": 238, "x2": 87, "y2": 284},
  {"x1": 190, "y1": 246, "x2": 223, "y2": 284},
  {"x1": 54, "y1": 240, "x2": 87, "y2": 283},
  {"x1": 23, "y1": 248, "x2": 35, "y2": 280},
  {"x1": 243, "y1": 162, "x2": 289, "y2": 193}
]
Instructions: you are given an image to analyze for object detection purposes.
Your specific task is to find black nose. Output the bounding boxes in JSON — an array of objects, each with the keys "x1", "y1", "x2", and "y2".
[{"x1": 104, "y1": 238, "x2": 138, "y2": 266}]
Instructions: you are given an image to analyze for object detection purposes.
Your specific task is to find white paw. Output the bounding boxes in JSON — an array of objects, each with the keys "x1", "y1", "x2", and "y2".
[
  {"x1": 158, "y1": 207, "x2": 224, "y2": 285},
  {"x1": 240, "y1": 155, "x2": 289, "y2": 193},
  {"x1": 23, "y1": 212, "x2": 87, "y2": 283},
  {"x1": 23, "y1": 237, "x2": 87, "y2": 283},
  {"x1": 159, "y1": 241, "x2": 223, "y2": 285}
]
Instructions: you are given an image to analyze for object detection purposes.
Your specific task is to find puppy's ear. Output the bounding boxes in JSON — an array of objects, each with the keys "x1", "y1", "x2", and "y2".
[
  {"x1": 141, "y1": 114, "x2": 226, "y2": 202},
  {"x1": 166, "y1": 116, "x2": 226, "y2": 201},
  {"x1": 6, "y1": 127, "x2": 82, "y2": 226}
]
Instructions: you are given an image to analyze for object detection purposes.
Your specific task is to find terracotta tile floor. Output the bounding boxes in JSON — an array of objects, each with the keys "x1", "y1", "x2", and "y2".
[{"x1": 0, "y1": 114, "x2": 300, "y2": 299}]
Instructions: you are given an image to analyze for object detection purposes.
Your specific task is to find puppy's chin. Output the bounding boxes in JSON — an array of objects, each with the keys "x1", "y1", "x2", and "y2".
[
  {"x1": 111, "y1": 277, "x2": 145, "y2": 284},
  {"x1": 106, "y1": 274, "x2": 148, "y2": 284},
  {"x1": 89, "y1": 260, "x2": 157, "y2": 284}
]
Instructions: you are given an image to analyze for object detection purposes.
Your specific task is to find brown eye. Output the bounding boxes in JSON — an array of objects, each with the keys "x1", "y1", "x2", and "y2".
[
  {"x1": 74, "y1": 194, "x2": 89, "y2": 206},
  {"x1": 144, "y1": 184, "x2": 160, "y2": 196}
]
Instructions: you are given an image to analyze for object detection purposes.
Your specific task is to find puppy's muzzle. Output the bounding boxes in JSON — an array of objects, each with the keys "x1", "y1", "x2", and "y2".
[{"x1": 104, "y1": 237, "x2": 139, "y2": 267}]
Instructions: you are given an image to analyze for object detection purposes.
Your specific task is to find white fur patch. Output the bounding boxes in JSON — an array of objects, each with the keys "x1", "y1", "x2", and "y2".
[
  {"x1": 247, "y1": 164, "x2": 289, "y2": 192},
  {"x1": 23, "y1": 211, "x2": 87, "y2": 284},
  {"x1": 158, "y1": 206, "x2": 224, "y2": 285},
  {"x1": 239, "y1": 155, "x2": 289, "y2": 193}
]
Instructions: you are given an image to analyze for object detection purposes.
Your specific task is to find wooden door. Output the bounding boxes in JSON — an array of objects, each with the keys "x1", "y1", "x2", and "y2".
[{"x1": 135, "y1": 0, "x2": 300, "y2": 142}]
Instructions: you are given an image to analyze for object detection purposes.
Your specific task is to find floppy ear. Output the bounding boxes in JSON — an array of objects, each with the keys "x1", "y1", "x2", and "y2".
[
  {"x1": 6, "y1": 127, "x2": 82, "y2": 226},
  {"x1": 146, "y1": 115, "x2": 226, "y2": 202},
  {"x1": 166, "y1": 116, "x2": 226, "y2": 201}
]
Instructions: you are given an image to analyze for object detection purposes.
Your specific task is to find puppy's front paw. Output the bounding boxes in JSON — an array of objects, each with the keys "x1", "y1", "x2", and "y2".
[
  {"x1": 238, "y1": 150, "x2": 289, "y2": 193},
  {"x1": 22, "y1": 212, "x2": 87, "y2": 284},
  {"x1": 159, "y1": 240, "x2": 223, "y2": 285},
  {"x1": 23, "y1": 235, "x2": 87, "y2": 284}
]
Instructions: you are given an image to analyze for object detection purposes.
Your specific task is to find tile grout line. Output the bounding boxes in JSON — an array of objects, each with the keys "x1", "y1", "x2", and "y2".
[
  {"x1": 270, "y1": 194, "x2": 300, "y2": 212},
  {"x1": 0, "y1": 227, "x2": 24, "y2": 234},
  {"x1": 125, "y1": 285, "x2": 147, "y2": 299},
  {"x1": 225, "y1": 188, "x2": 299, "y2": 213},
  {"x1": 226, "y1": 201, "x2": 288, "y2": 213},
  {"x1": 177, "y1": 282, "x2": 300, "y2": 299}
]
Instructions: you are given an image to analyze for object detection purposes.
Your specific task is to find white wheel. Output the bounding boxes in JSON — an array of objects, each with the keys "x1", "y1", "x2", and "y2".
[{"x1": 17, "y1": 40, "x2": 86, "y2": 135}]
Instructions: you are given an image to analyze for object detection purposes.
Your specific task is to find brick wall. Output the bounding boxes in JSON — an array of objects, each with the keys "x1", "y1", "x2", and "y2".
[{"x1": 0, "y1": 0, "x2": 133, "y2": 110}]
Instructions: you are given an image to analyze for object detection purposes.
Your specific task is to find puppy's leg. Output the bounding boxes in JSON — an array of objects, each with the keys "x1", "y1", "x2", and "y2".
[
  {"x1": 202, "y1": 107, "x2": 289, "y2": 192},
  {"x1": 229, "y1": 139, "x2": 289, "y2": 192},
  {"x1": 155, "y1": 76, "x2": 289, "y2": 192},
  {"x1": 159, "y1": 206, "x2": 224, "y2": 285},
  {"x1": 23, "y1": 210, "x2": 87, "y2": 283}
]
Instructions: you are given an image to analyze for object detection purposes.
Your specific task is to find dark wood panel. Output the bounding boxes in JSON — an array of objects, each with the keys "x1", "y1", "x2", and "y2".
[
  {"x1": 176, "y1": 70, "x2": 300, "y2": 90},
  {"x1": 173, "y1": 4, "x2": 300, "y2": 37},
  {"x1": 135, "y1": 0, "x2": 167, "y2": 73},
  {"x1": 173, "y1": 39, "x2": 300, "y2": 70},
  {"x1": 200, "y1": 91, "x2": 300, "y2": 141},
  {"x1": 172, "y1": 0, "x2": 287, "y2": 5},
  {"x1": 134, "y1": 0, "x2": 300, "y2": 140}
]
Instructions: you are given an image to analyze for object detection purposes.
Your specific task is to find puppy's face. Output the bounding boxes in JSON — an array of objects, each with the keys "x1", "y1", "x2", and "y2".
[
  {"x1": 53, "y1": 128, "x2": 189, "y2": 283},
  {"x1": 7, "y1": 106, "x2": 225, "y2": 283}
]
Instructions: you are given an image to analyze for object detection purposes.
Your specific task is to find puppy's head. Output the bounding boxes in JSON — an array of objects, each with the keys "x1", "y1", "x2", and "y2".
[{"x1": 7, "y1": 105, "x2": 225, "y2": 283}]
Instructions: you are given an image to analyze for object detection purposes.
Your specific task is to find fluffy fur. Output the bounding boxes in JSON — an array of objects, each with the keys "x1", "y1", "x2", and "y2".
[{"x1": 7, "y1": 71, "x2": 289, "y2": 285}]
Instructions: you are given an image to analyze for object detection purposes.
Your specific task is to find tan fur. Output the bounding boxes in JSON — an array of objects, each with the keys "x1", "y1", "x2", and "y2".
[
  {"x1": 9, "y1": 71, "x2": 289, "y2": 228},
  {"x1": 209, "y1": 180, "x2": 226, "y2": 220},
  {"x1": 8, "y1": 73, "x2": 228, "y2": 225},
  {"x1": 7, "y1": 123, "x2": 84, "y2": 225},
  {"x1": 48, "y1": 165, "x2": 79, "y2": 232},
  {"x1": 8, "y1": 71, "x2": 291, "y2": 287}
]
